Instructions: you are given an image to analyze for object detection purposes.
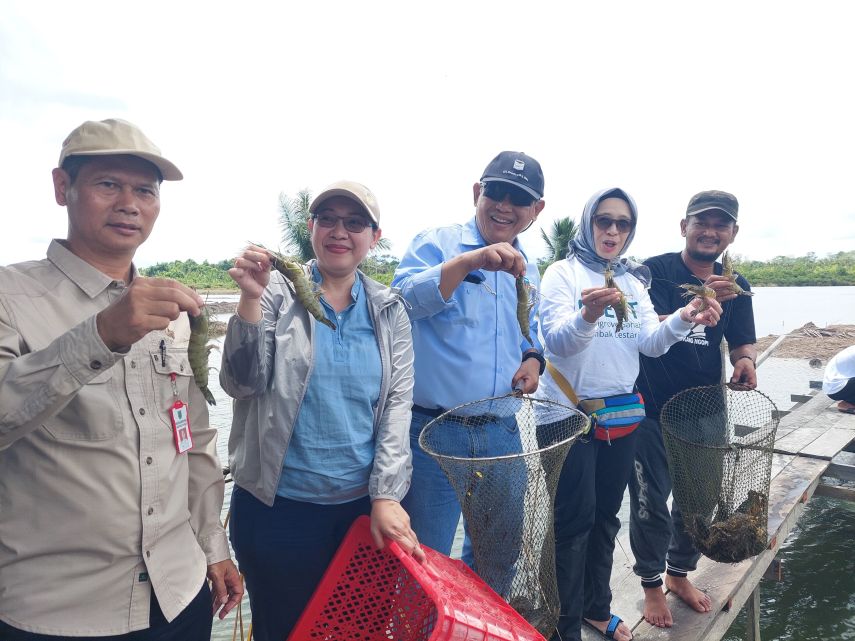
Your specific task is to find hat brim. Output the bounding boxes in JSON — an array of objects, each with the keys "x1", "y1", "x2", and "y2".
[
  {"x1": 481, "y1": 176, "x2": 542, "y2": 200},
  {"x1": 686, "y1": 205, "x2": 737, "y2": 221},
  {"x1": 64, "y1": 149, "x2": 183, "y2": 181},
  {"x1": 309, "y1": 188, "x2": 379, "y2": 225}
]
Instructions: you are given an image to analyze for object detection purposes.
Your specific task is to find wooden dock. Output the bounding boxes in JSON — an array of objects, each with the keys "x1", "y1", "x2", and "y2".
[{"x1": 582, "y1": 391, "x2": 855, "y2": 641}]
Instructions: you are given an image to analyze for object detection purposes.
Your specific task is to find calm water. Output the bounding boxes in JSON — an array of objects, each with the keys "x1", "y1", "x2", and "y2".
[{"x1": 209, "y1": 286, "x2": 855, "y2": 640}]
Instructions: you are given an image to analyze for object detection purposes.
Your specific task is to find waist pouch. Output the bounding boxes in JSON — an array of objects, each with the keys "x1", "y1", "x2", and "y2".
[{"x1": 578, "y1": 393, "x2": 645, "y2": 442}]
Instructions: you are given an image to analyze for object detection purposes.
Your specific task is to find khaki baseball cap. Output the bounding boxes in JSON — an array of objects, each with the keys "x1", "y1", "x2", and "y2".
[
  {"x1": 309, "y1": 180, "x2": 380, "y2": 225},
  {"x1": 58, "y1": 118, "x2": 183, "y2": 181}
]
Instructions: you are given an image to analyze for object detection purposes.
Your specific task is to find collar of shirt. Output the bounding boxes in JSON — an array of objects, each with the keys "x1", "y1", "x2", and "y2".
[
  {"x1": 310, "y1": 261, "x2": 363, "y2": 303},
  {"x1": 47, "y1": 239, "x2": 138, "y2": 298}
]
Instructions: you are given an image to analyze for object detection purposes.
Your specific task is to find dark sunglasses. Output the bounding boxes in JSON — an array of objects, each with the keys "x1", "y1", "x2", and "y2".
[
  {"x1": 593, "y1": 215, "x2": 633, "y2": 233},
  {"x1": 313, "y1": 213, "x2": 375, "y2": 233},
  {"x1": 481, "y1": 181, "x2": 537, "y2": 207}
]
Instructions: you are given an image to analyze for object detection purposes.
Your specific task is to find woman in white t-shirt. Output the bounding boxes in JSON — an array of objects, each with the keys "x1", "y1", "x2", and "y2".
[
  {"x1": 823, "y1": 345, "x2": 855, "y2": 414},
  {"x1": 536, "y1": 187, "x2": 721, "y2": 641}
]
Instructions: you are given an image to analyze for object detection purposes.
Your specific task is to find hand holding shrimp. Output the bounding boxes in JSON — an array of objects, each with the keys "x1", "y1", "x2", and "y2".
[
  {"x1": 580, "y1": 286, "x2": 622, "y2": 323},
  {"x1": 229, "y1": 245, "x2": 272, "y2": 299},
  {"x1": 679, "y1": 294, "x2": 722, "y2": 326},
  {"x1": 229, "y1": 244, "x2": 272, "y2": 323},
  {"x1": 468, "y1": 242, "x2": 527, "y2": 277}
]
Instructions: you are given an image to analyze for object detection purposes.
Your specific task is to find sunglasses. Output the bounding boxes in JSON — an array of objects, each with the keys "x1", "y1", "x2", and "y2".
[
  {"x1": 593, "y1": 215, "x2": 633, "y2": 233},
  {"x1": 313, "y1": 213, "x2": 375, "y2": 233},
  {"x1": 481, "y1": 182, "x2": 537, "y2": 207}
]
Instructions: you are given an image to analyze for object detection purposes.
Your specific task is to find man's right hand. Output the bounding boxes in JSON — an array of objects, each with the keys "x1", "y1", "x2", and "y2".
[
  {"x1": 466, "y1": 243, "x2": 527, "y2": 277},
  {"x1": 96, "y1": 277, "x2": 204, "y2": 352}
]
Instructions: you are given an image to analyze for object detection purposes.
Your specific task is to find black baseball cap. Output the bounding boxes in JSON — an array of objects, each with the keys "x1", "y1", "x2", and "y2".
[
  {"x1": 480, "y1": 151, "x2": 544, "y2": 200},
  {"x1": 686, "y1": 190, "x2": 739, "y2": 220}
]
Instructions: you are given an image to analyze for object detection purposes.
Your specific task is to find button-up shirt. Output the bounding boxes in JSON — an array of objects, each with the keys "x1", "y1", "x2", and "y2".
[
  {"x1": 0, "y1": 240, "x2": 229, "y2": 636},
  {"x1": 277, "y1": 267, "x2": 382, "y2": 503},
  {"x1": 391, "y1": 217, "x2": 542, "y2": 410}
]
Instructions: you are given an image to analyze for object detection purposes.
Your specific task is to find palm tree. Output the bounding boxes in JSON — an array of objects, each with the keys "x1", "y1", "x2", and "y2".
[
  {"x1": 279, "y1": 189, "x2": 392, "y2": 263},
  {"x1": 540, "y1": 217, "x2": 578, "y2": 267},
  {"x1": 279, "y1": 190, "x2": 314, "y2": 262}
]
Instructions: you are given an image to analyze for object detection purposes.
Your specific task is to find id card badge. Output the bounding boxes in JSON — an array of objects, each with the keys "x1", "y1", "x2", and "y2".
[{"x1": 169, "y1": 400, "x2": 193, "y2": 453}]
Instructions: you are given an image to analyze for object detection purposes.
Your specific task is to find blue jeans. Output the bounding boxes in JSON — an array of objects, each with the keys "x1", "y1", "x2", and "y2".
[{"x1": 402, "y1": 408, "x2": 526, "y2": 597}]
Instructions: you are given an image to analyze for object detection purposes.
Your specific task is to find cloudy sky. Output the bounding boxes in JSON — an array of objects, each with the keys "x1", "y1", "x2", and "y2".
[{"x1": 2, "y1": 1, "x2": 853, "y2": 268}]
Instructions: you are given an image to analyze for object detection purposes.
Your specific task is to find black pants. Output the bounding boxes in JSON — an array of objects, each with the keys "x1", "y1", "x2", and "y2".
[
  {"x1": 551, "y1": 431, "x2": 638, "y2": 641},
  {"x1": 628, "y1": 417, "x2": 701, "y2": 587},
  {"x1": 229, "y1": 485, "x2": 371, "y2": 641},
  {"x1": 0, "y1": 583, "x2": 211, "y2": 641},
  {"x1": 828, "y1": 377, "x2": 855, "y2": 404}
]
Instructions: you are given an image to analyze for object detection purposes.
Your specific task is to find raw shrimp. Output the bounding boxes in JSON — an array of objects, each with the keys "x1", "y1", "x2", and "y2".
[
  {"x1": 722, "y1": 251, "x2": 754, "y2": 297},
  {"x1": 516, "y1": 275, "x2": 534, "y2": 346},
  {"x1": 188, "y1": 307, "x2": 216, "y2": 406},
  {"x1": 604, "y1": 262, "x2": 628, "y2": 332},
  {"x1": 253, "y1": 243, "x2": 337, "y2": 330}
]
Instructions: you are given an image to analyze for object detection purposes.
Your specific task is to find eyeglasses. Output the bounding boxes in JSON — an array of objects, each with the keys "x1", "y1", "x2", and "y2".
[
  {"x1": 480, "y1": 182, "x2": 537, "y2": 207},
  {"x1": 593, "y1": 215, "x2": 633, "y2": 233},
  {"x1": 312, "y1": 213, "x2": 375, "y2": 233}
]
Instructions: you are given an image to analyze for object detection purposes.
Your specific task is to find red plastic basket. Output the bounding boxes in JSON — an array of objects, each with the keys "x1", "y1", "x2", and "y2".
[{"x1": 287, "y1": 515, "x2": 545, "y2": 641}]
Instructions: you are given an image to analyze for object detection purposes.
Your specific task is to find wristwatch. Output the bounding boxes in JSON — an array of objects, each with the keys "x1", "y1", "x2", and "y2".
[{"x1": 523, "y1": 351, "x2": 546, "y2": 375}]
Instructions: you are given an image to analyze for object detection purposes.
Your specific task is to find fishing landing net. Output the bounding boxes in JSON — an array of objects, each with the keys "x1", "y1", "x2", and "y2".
[
  {"x1": 418, "y1": 394, "x2": 589, "y2": 636},
  {"x1": 660, "y1": 384, "x2": 779, "y2": 563}
]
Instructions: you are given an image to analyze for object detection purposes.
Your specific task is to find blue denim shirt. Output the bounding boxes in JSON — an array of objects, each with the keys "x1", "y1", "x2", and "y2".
[
  {"x1": 391, "y1": 217, "x2": 542, "y2": 410},
  {"x1": 277, "y1": 268, "x2": 382, "y2": 503}
]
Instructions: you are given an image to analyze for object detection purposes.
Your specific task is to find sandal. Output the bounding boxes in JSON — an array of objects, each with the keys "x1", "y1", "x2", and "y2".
[{"x1": 584, "y1": 614, "x2": 631, "y2": 640}]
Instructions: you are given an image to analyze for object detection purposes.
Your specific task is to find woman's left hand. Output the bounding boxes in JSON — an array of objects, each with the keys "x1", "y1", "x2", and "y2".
[
  {"x1": 370, "y1": 499, "x2": 426, "y2": 562},
  {"x1": 680, "y1": 295, "x2": 723, "y2": 326}
]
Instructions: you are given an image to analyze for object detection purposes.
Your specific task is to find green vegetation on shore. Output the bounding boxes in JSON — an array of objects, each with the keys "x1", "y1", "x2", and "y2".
[
  {"x1": 142, "y1": 251, "x2": 855, "y2": 290},
  {"x1": 141, "y1": 259, "x2": 237, "y2": 290},
  {"x1": 734, "y1": 251, "x2": 855, "y2": 286}
]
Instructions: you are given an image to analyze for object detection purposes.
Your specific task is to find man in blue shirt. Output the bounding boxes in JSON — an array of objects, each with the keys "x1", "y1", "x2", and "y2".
[{"x1": 392, "y1": 151, "x2": 546, "y2": 594}]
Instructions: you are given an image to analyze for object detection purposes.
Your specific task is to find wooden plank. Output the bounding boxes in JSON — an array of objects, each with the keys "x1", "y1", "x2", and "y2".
[
  {"x1": 774, "y1": 393, "x2": 834, "y2": 440},
  {"x1": 774, "y1": 424, "x2": 831, "y2": 455},
  {"x1": 814, "y1": 483, "x2": 855, "y2": 502},
  {"x1": 790, "y1": 394, "x2": 813, "y2": 403},
  {"x1": 770, "y1": 453, "x2": 794, "y2": 479},
  {"x1": 628, "y1": 456, "x2": 827, "y2": 640},
  {"x1": 799, "y1": 427, "x2": 855, "y2": 459},
  {"x1": 745, "y1": 587, "x2": 761, "y2": 641},
  {"x1": 825, "y1": 451, "x2": 855, "y2": 482}
]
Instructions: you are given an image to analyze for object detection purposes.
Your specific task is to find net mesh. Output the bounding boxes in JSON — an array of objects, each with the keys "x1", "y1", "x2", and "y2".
[
  {"x1": 418, "y1": 393, "x2": 588, "y2": 636},
  {"x1": 660, "y1": 384, "x2": 779, "y2": 563}
]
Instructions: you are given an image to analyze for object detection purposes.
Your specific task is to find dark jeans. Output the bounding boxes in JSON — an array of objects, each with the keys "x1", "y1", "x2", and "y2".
[
  {"x1": 828, "y1": 377, "x2": 855, "y2": 404},
  {"x1": 0, "y1": 583, "x2": 211, "y2": 641},
  {"x1": 551, "y1": 431, "x2": 638, "y2": 641},
  {"x1": 229, "y1": 485, "x2": 371, "y2": 641},
  {"x1": 628, "y1": 417, "x2": 701, "y2": 585}
]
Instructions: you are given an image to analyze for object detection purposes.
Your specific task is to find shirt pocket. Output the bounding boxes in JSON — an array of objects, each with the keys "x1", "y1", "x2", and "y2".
[
  {"x1": 150, "y1": 349, "x2": 195, "y2": 430},
  {"x1": 448, "y1": 281, "x2": 487, "y2": 327},
  {"x1": 43, "y1": 369, "x2": 122, "y2": 441}
]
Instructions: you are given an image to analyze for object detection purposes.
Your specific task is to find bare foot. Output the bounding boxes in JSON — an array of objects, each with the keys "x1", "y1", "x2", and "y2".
[
  {"x1": 584, "y1": 616, "x2": 633, "y2": 641},
  {"x1": 665, "y1": 575, "x2": 712, "y2": 613},
  {"x1": 642, "y1": 586, "x2": 673, "y2": 627},
  {"x1": 837, "y1": 400, "x2": 855, "y2": 413}
]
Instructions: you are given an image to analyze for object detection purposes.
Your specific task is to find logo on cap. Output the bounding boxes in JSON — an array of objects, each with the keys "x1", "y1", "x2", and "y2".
[{"x1": 513, "y1": 159, "x2": 525, "y2": 170}]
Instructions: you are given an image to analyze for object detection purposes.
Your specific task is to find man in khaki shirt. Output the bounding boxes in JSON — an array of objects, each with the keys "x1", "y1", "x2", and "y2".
[{"x1": 0, "y1": 119, "x2": 242, "y2": 639}]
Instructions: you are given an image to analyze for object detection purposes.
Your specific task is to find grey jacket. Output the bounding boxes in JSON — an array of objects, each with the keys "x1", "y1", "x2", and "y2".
[{"x1": 220, "y1": 266, "x2": 414, "y2": 507}]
